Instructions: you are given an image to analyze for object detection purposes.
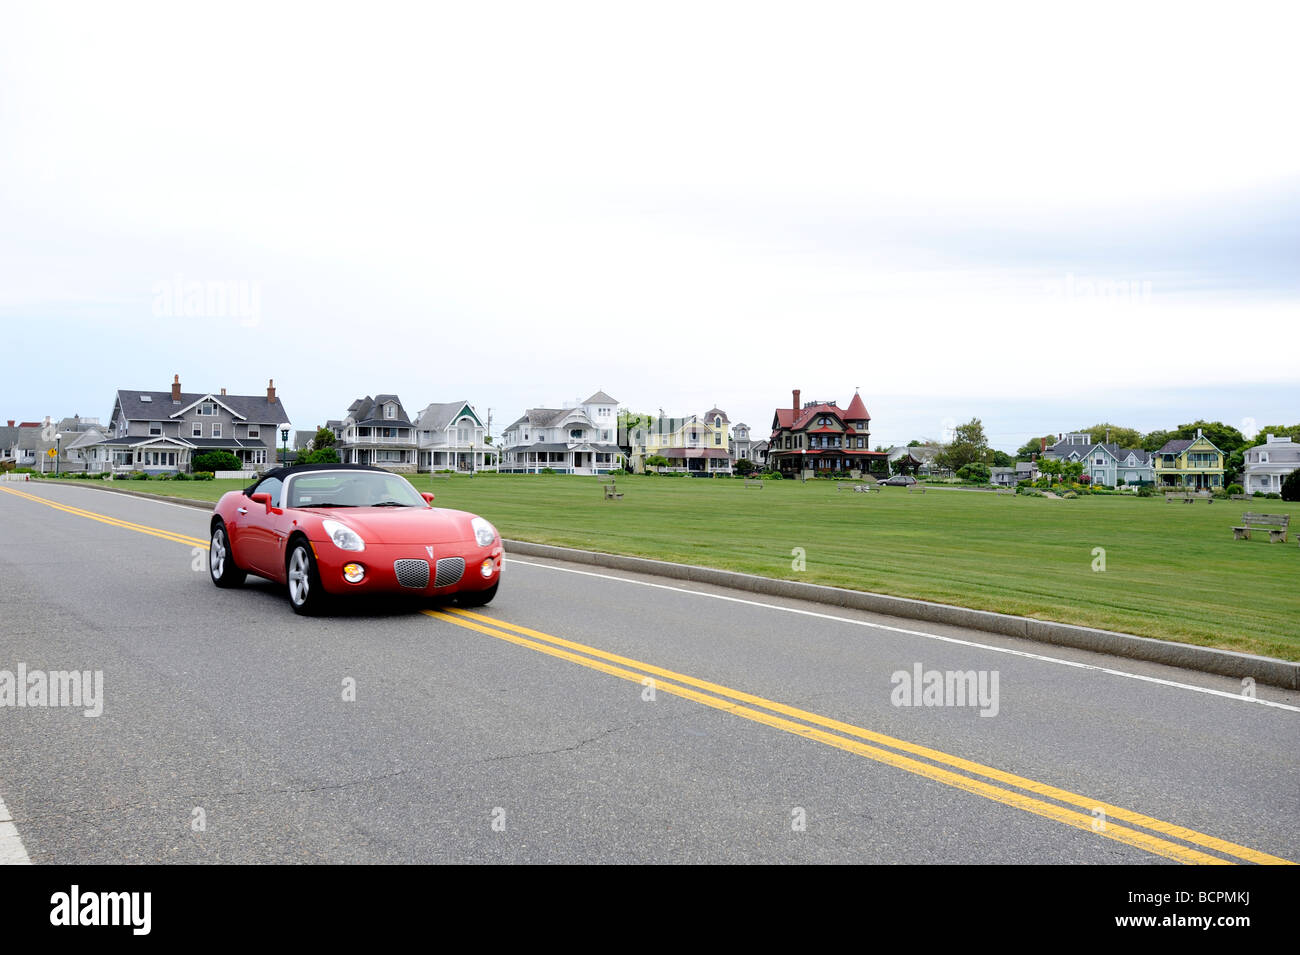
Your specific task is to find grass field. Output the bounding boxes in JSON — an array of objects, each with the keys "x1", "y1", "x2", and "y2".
[{"x1": 47, "y1": 473, "x2": 1300, "y2": 660}]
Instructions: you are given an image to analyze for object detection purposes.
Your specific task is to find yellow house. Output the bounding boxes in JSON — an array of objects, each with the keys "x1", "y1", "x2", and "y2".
[
  {"x1": 1154, "y1": 430, "x2": 1225, "y2": 489},
  {"x1": 634, "y1": 409, "x2": 732, "y2": 475}
]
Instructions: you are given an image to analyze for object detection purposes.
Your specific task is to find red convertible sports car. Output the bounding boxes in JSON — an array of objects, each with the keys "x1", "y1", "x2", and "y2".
[{"x1": 208, "y1": 464, "x2": 503, "y2": 614}]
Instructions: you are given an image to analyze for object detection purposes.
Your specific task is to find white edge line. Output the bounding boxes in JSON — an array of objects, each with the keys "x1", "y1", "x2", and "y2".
[
  {"x1": 0, "y1": 795, "x2": 32, "y2": 865},
  {"x1": 504, "y1": 557, "x2": 1300, "y2": 714}
]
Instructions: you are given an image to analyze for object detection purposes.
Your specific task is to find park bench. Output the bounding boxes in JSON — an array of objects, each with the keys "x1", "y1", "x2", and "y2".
[
  {"x1": 854, "y1": 484, "x2": 880, "y2": 493},
  {"x1": 429, "y1": 471, "x2": 452, "y2": 480},
  {"x1": 602, "y1": 482, "x2": 623, "y2": 501},
  {"x1": 1166, "y1": 491, "x2": 1212, "y2": 503},
  {"x1": 907, "y1": 484, "x2": 925, "y2": 494},
  {"x1": 994, "y1": 488, "x2": 1016, "y2": 496},
  {"x1": 1232, "y1": 512, "x2": 1289, "y2": 542},
  {"x1": 743, "y1": 479, "x2": 763, "y2": 489},
  {"x1": 1229, "y1": 493, "x2": 1248, "y2": 501}
]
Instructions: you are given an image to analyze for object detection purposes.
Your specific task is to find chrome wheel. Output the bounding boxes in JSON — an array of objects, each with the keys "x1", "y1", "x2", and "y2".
[
  {"x1": 288, "y1": 547, "x2": 310, "y2": 606},
  {"x1": 209, "y1": 522, "x2": 245, "y2": 588}
]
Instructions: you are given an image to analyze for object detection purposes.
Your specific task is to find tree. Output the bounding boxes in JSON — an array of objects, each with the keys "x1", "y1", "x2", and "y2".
[
  {"x1": 1038, "y1": 458, "x2": 1063, "y2": 485},
  {"x1": 734, "y1": 458, "x2": 756, "y2": 476},
  {"x1": 1171, "y1": 420, "x2": 1247, "y2": 454},
  {"x1": 891, "y1": 455, "x2": 915, "y2": 476},
  {"x1": 1062, "y1": 460, "x2": 1084, "y2": 483},
  {"x1": 1016, "y1": 435, "x2": 1058, "y2": 459},
  {"x1": 301, "y1": 447, "x2": 341, "y2": 465},
  {"x1": 1077, "y1": 423, "x2": 1142, "y2": 448},
  {"x1": 957, "y1": 462, "x2": 991, "y2": 483},
  {"x1": 645, "y1": 454, "x2": 669, "y2": 471},
  {"x1": 312, "y1": 426, "x2": 336, "y2": 451},
  {"x1": 935, "y1": 418, "x2": 989, "y2": 473},
  {"x1": 1141, "y1": 429, "x2": 1175, "y2": 452},
  {"x1": 989, "y1": 450, "x2": 1013, "y2": 468},
  {"x1": 1281, "y1": 469, "x2": 1300, "y2": 502}
]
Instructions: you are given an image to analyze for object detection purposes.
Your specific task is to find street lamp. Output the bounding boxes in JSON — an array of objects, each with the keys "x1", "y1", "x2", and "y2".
[
  {"x1": 470, "y1": 440, "x2": 476, "y2": 478},
  {"x1": 280, "y1": 427, "x2": 289, "y2": 467}
]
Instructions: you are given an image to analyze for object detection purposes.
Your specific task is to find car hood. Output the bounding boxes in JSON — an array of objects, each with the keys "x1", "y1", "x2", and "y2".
[{"x1": 305, "y1": 507, "x2": 479, "y2": 545}]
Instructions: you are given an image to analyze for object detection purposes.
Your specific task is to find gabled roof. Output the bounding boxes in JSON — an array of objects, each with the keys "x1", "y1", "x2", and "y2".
[
  {"x1": 346, "y1": 395, "x2": 413, "y2": 427},
  {"x1": 115, "y1": 389, "x2": 289, "y2": 425},
  {"x1": 584, "y1": 391, "x2": 618, "y2": 405},
  {"x1": 417, "y1": 401, "x2": 481, "y2": 432},
  {"x1": 1155, "y1": 436, "x2": 1226, "y2": 455}
]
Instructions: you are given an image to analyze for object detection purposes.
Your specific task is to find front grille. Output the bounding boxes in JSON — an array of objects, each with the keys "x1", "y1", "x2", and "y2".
[
  {"x1": 435, "y1": 556, "x2": 465, "y2": 587},
  {"x1": 394, "y1": 558, "x2": 430, "y2": 589}
]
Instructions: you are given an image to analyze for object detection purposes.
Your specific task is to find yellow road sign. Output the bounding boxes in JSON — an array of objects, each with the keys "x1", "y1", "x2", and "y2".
[{"x1": 47, "y1": 448, "x2": 57, "y2": 458}]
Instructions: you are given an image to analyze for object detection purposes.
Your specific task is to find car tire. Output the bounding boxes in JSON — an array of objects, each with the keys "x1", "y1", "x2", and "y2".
[
  {"x1": 209, "y1": 521, "x2": 246, "y2": 588},
  {"x1": 457, "y1": 581, "x2": 498, "y2": 607},
  {"x1": 286, "y1": 541, "x2": 325, "y2": 615}
]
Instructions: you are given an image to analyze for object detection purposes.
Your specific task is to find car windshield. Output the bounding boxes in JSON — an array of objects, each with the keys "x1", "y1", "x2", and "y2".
[{"x1": 285, "y1": 471, "x2": 426, "y2": 509}]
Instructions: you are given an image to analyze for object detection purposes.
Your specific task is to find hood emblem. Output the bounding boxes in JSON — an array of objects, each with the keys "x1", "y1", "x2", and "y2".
[{"x1": 425, "y1": 545, "x2": 434, "y2": 558}]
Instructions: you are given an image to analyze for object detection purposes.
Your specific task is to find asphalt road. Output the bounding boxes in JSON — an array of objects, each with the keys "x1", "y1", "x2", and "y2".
[{"x1": 1, "y1": 481, "x2": 1296, "y2": 864}]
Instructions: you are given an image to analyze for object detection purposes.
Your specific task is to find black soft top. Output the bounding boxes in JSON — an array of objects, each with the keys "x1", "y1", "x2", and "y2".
[{"x1": 245, "y1": 463, "x2": 388, "y2": 495}]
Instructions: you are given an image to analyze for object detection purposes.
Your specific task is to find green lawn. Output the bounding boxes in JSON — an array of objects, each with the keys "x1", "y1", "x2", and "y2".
[{"x1": 50, "y1": 474, "x2": 1300, "y2": 660}]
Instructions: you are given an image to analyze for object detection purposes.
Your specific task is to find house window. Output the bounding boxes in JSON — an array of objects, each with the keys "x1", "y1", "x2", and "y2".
[
  {"x1": 212, "y1": 423, "x2": 222, "y2": 438},
  {"x1": 199, "y1": 402, "x2": 215, "y2": 416},
  {"x1": 149, "y1": 421, "x2": 162, "y2": 436},
  {"x1": 570, "y1": 429, "x2": 583, "y2": 440},
  {"x1": 714, "y1": 434, "x2": 721, "y2": 445},
  {"x1": 385, "y1": 404, "x2": 396, "y2": 418},
  {"x1": 192, "y1": 422, "x2": 202, "y2": 437},
  {"x1": 247, "y1": 426, "x2": 259, "y2": 439},
  {"x1": 1259, "y1": 452, "x2": 1268, "y2": 464}
]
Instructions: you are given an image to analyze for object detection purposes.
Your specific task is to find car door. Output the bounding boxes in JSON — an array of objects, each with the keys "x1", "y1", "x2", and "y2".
[{"x1": 236, "y1": 476, "x2": 284, "y2": 577}]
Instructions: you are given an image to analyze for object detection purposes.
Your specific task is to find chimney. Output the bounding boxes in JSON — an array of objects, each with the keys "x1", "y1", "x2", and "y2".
[
  {"x1": 220, "y1": 388, "x2": 227, "y2": 396},
  {"x1": 793, "y1": 389, "x2": 800, "y2": 414},
  {"x1": 6, "y1": 420, "x2": 12, "y2": 428},
  {"x1": 1040, "y1": 437, "x2": 1046, "y2": 453},
  {"x1": 171, "y1": 374, "x2": 181, "y2": 401},
  {"x1": 1196, "y1": 427, "x2": 1203, "y2": 439},
  {"x1": 267, "y1": 379, "x2": 277, "y2": 403}
]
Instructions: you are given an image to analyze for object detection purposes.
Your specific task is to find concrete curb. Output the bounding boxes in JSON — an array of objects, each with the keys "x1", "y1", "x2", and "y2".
[
  {"x1": 502, "y1": 540, "x2": 1300, "y2": 690},
  {"x1": 37, "y1": 481, "x2": 1299, "y2": 689}
]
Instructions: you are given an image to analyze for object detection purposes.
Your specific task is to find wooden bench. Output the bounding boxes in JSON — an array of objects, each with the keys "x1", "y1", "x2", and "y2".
[
  {"x1": 429, "y1": 471, "x2": 452, "y2": 480},
  {"x1": 602, "y1": 483, "x2": 623, "y2": 501},
  {"x1": 743, "y1": 479, "x2": 763, "y2": 489},
  {"x1": 907, "y1": 484, "x2": 925, "y2": 494},
  {"x1": 1166, "y1": 491, "x2": 1212, "y2": 503},
  {"x1": 1229, "y1": 493, "x2": 1248, "y2": 501},
  {"x1": 994, "y1": 488, "x2": 1016, "y2": 496},
  {"x1": 1233, "y1": 512, "x2": 1289, "y2": 542}
]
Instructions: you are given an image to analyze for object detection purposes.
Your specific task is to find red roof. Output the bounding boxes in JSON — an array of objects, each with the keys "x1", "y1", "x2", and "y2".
[{"x1": 844, "y1": 391, "x2": 870, "y2": 420}]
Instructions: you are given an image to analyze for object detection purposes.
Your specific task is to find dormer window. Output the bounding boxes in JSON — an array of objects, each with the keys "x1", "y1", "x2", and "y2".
[
  {"x1": 385, "y1": 404, "x2": 396, "y2": 418},
  {"x1": 199, "y1": 402, "x2": 215, "y2": 416}
]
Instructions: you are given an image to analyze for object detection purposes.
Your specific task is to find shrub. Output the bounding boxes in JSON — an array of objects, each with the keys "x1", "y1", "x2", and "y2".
[
  {"x1": 1137, "y1": 486, "x2": 1153, "y2": 497},
  {"x1": 763, "y1": 471, "x2": 783, "y2": 480},
  {"x1": 1266, "y1": 492, "x2": 1281, "y2": 500},
  {"x1": 192, "y1": 450, "x2": 241, "y2": 473},
  {"x1": 1227, "y1": 483, "x2": 1243, "y2": 496},
  {"x1": 1252, "y1": 490, "x2": 1265, "y2": 497},
  {"x1": 539, "y1": 467, "x2": 556, "y2": 475},
  {"x1": 607, "y1": 468, "x2": 628, "y2": 477},
  {"x1": 192, "y1": 471, "x2": 215, "y2": 481},
  {"x1": 174, "y1": 471, "x2": 191, "y2": 481},
  {"x1": 1062, "y1": 490, "x2": 1078, "y2": 499},
  {"x1": 1281, "y1": 470, "x2": 1300, "y2": 502}
]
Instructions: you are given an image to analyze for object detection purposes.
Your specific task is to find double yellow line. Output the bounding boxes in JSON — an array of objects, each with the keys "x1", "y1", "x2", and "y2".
[
  {"x1": 0, "y1": 485, "x2": 209, "y2": 549},
  {"x1": 428, "y1": 606, "x2": 1295, "y2": 865},
  {"x1": 3, "y1": 483, "x2": 1292, "y2": 864}
]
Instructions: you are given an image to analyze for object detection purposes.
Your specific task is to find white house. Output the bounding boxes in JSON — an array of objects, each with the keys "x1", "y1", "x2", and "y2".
[
  {"x1": 415, "y1": 400, "x2": 498, "y2": 472},
  {"x1": 1243, "y1": 434, "x2": 1300, "y2": 495},
  {"x1": 501, "y1": 391, "x2": 623, "y2": 475},
  {"x1": 335, "y1": 395, "x2": 417, "y2": 471}
]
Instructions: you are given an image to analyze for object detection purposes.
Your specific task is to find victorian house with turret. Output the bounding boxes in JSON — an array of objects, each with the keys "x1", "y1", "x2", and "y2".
[{"x1": 769, "y1": 388, "x2": 884, "y2": 477}]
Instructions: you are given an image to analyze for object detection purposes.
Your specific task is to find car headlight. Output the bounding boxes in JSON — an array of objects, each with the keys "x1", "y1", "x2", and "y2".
[
  {"x1": 322, "y1": 518, "x2": 365, "y2": 552},
  {"x1": 471, "y1": 517, "x2": 497, "y2": 548}
]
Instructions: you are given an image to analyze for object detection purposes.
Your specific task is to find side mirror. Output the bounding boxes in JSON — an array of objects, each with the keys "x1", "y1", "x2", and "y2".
[
  {"x1": 250, "y1": 492, "x2": 272, "y2": 511},
  {"x1": 421, "y1": 492, "x2": 435, "y2": 504}
]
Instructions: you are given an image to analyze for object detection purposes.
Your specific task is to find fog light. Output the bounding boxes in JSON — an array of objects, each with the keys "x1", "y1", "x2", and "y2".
[
  {"x1": 480, "y1": 558, "x2": 494, "y2": 578},
  {"x1": 343, "y1": 563, "x2": 365, "y2": 583}
]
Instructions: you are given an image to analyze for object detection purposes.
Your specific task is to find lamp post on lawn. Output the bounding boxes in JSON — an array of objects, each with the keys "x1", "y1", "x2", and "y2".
[{"x1": 280, "y1": 428, "x2": 289, "y2": 468}]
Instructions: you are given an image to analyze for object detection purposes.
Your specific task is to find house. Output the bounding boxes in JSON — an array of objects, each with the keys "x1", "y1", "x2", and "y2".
[
  {"x1": 1081, "y1": 443, "x2": 1155, "y2": 487},
  {"x1": 769, "y1": 388, "x2": 885, "y2": 477},
  {"x1": 1153, "y1": 429, "x2": 1225, "y2": 490},
  {"x1": 1041, "y1": 432, "x2": 1095, "y2": 463},
  {"x1": 731, "y1": 422, "x2": 753, "y2": 463},
  {"x1": 886, "y1": 445, "x2": 949, "y2": 478},
  {"x1": 415, "y1": 400, "x2": 498, "y2": 472},
  {"x1": 990, "y1": 467, "x2": 1018, "y2": 487},
  {"x1": 100, "y1": 376, "x2": 291, "y2": 474},
  {"x1": 0, "y1": 421, "x2": 18, "y2": 464},
  {"x1": 1243, "y1": 434, "x2": 1300, "y2": 495},
  {"x1": 632, "y1": 408, "x2": 734, "y2": 475},
  {"x1": 749, "y1": 440, "x2": 769, "y2": 469},
  {"x1": 335, "y1": 395, "x2": 417, "y2": 471},
  {"x1": 1015, "y1": 459, "x2": 1040, "y2": 484},
  {"x1": 501, "y1": 391, "x2": 623, "y2": 475}
]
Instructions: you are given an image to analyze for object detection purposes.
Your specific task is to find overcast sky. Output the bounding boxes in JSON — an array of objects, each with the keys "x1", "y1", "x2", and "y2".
[{"x1": 2, "y1": 2, "x2": 1296, "y2": 450}]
